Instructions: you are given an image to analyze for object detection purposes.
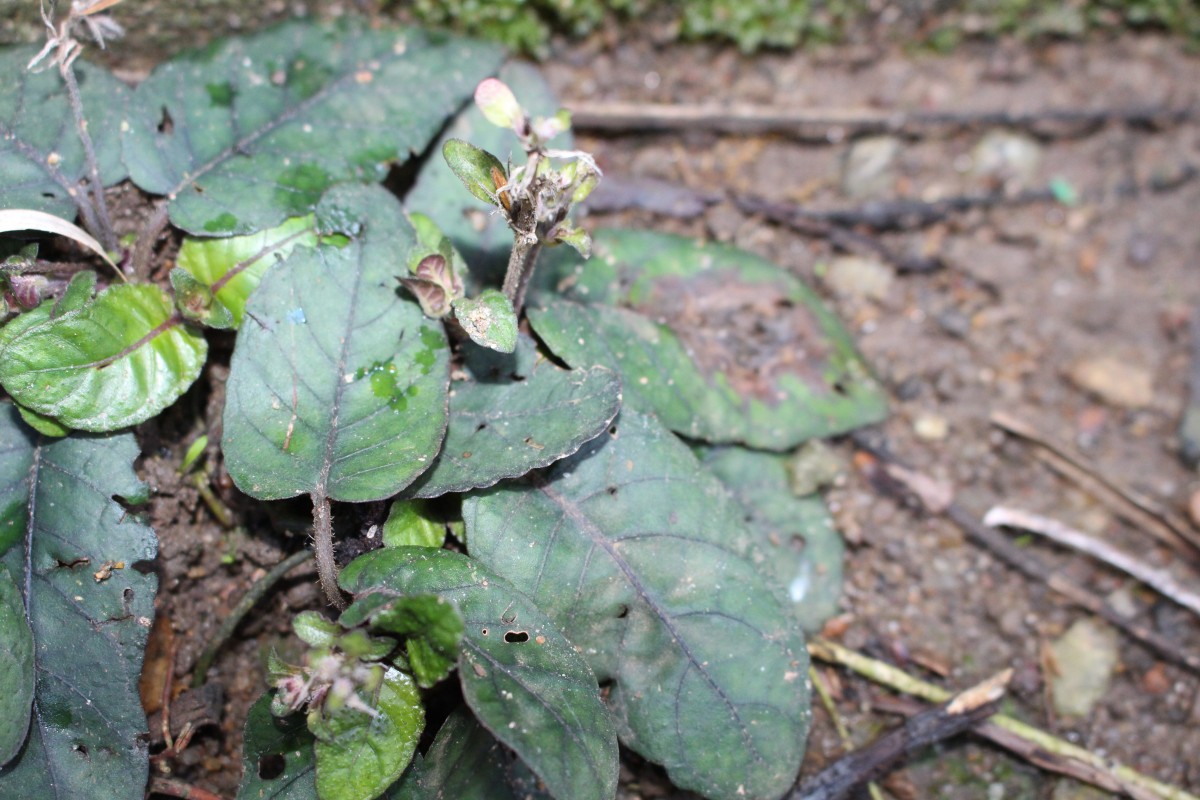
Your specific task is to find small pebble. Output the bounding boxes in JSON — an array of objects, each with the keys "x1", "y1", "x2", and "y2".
[
  {"x1": 822, "y1": 256, "x2": 894, "y2": 302},
  {"x1": 1068, "y1": 356, "x2": 1154, "y2": 409},
  {"x1": 913, "y1": 413, "x2": 949, "y2": 441}
]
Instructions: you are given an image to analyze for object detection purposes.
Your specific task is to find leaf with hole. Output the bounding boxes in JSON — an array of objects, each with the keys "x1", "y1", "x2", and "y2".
[
  {"x1": 222, "y1": 184, "x2": 450, "y2": 503},
  {"x1": 122, "y1": 20, "x2": 504, "y2": 235},
  {"x1": 405, "y1": 62, "x2": 565, "y2": 286},
  {"x1": 237, "y1": 693, "x2": 317, "y2": 800},
  {"x1": 528, "y1": 229, "x2": 887, "y2": 449},
  {"x1": 173, "y1": 215, "x2": 319, "y2": 329},
  {"x1": 699, "y1": 446, "x2": 843, "y2": 634},
  {"x1": 0, "y1": 50, "x2": 129, "y2": 222},
  {"x1": 0, "y1": 283, "x2": 207, "y2": 432},
  {"x1": 464, "y1": 409, "x2": 812, "y2": 800},
  {"x1": 313, "y1": 668, "x2": 424, "y2": 800},
  {"x1": 405, "y1": 335, "x2": 621, "y2": 498},
  {"x1": 0, "y1": 405, "x2": 157, "y2": 797},
  {"x1": 340, "y1": 547, "x2": 619, "y2": 800}
]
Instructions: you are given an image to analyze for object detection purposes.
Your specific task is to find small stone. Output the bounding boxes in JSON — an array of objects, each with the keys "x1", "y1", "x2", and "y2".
[
  {"x1": 913, "y1": 413, "x2": 949, "y2": 441},
  {"x1": 822, "y1": 256, "x2": 894, "y2": 302},
  {"x1": 840, "y1": 135, "x2": 901, "y2": 199},
  {"x1": 1048, "y1": 618, "x2": 1119, "y2": 718},
  {"x1": 971, "y1": 130, "x2": 1042, "y2": 188},
  {"x1": 936, "y1": 307, "x2": 971, "y2": 338},
  {"x1": 1141, "y1": 662, "x2": 1171, "y2": 695},
  {"x1": 1068, "y1": 356, "x2": 1154, "y2": 409}
]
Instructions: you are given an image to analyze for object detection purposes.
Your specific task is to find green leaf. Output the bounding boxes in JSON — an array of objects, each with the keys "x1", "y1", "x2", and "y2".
[
  {"x1": 394, "y1": 707, "x2": 552, "y2": 800},
  {"x1": 52, "y1": 270, "x2": 97, "y2": 318},
  {"x1": 406, "y1": 62, "x2": 565, "y2": 285},
  {"x1": 0, "y1": 566, "x2": 33, "y2": 767},
  {"x1": 0, "y1": 284, "x2": 208, "y2": 432},
  {"x1": 464, "y1": 409, "x2": 811, "y2": 800},
  {"x1": 237, "y1": 693, "x2": 317, "y2": 800},
  {"x1": 405, "y1": 335, "x2": 621, "y2": 499},
  {"x1": 340, "y1": 593, "x2": 464, "y2": 688},
  {"x1": 174, "y1": 215, "x2": 320, "y2": 329},
  {"x1": 528, "y1": 229, "x2": 888, "y2": 450},
  {"x1": 0, "y1": 405, "x2": 157, "y2": 797},
  {"x1": 15, "y1": 405, "x2": 69, "y2": 438},
  {"x1": 382, "y1": 500, "x2": 444, "y2": 549},
  {"x1": 699, "y1": 447, "x2": 843, "y2": 634},
  {"x1": 222, "y1": 185, "x2": 450, "y2": 503},
  {"x1": 314, "y1": 668, "x2": 423, "y2": 800},
  {"x1": 441, "y1": 139, "x2": 507, "y2": 206},
  {"x1": 452, "y1": 289, "x2": 517, "y2": 353},
  {"x1": 0, "y1": 51, "x2": 129, "y2": 221},
  {"x1": 340, "y1": 547, "x2": 619, "y2": 800},
  {"x1": 123, "y1": 20, "x2": 504, "y2": 235}
]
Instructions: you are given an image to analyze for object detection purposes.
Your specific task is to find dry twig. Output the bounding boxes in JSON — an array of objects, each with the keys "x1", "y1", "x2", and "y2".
[
  {"x1": 985, "y1": 505, "x2": 1200, "y2": 619},
  {"x1": 567, "y1": 101, "x2": 1194, "y2": 141},
  {"x1": 851, "y1": 429, "x2": 1200, "y2": 674},
  {"x1": 990, "y1": 411, "x2": 1200, "y2": 564},
  {"x1": 809, "y1": 638, "x2": 1199, "y2": 800}
]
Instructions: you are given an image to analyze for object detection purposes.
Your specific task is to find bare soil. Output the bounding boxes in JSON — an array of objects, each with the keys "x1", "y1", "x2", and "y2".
[{"x1": 137, "y1": 22, "x2": 1200, "y2": 800}]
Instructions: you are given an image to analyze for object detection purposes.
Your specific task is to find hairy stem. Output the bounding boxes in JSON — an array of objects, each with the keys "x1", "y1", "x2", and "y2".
[
  {"x1": 312, "y1": 494, "x2": 346, "y2": 610},
  {"x1": 501, "y1": 205, "x2": 568, "y2": 317},
  {"x1": 61, "y1": 62, "x2": 117, "y2": 253}
]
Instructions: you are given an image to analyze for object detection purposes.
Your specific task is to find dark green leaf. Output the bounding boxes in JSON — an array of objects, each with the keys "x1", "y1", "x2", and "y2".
[
  {"x1": 0, "y1": 405, "x2": 157, "y2": 797},
  {"x1": 341, "y1": 593, "x2": 463, "y2": 689},
  {"x1": 237, "y1": 693, "x2": 317, "y2": 800},
  {"x1": 0, "y1": 51, "x2": 129, "y2": 221},
  {"x1": 51, "y1": 271, "x2": 97, "y2": 318},
  {"x1": 174, "y1": 215, "x2": 319, "y2": 329},
  {"x1": 0, "y1": 284, "x2": 207, "y2": 432},
  {"x1": 0, "y1": 566, "x2": 33, "y2": 766},
  {"x1": 340, "y1": 547, "x2": 619, "y2": 800},
  {"x1": 222, "y1": 185, "x2": 450, "y2": 502},
  {"x1": 528, "y1": 229, "x2": 888, "y2": 449},
  {"x1": 405, "y1": 335, "x2": 621, "y2": 499},
  {"x1": 314, "y1": 668, "x2": 423, "y2": 800},
  {"x1": 406, "y1": 62, "x2": 565, "y2": 285},
  {"x1": 464, "y1": 409, "x2": 811, "y2": 800},
  {"x1": 452, "y1": 289, "x2": 517, "y2": 353},
  {"x1": 393, "y1": 707, "x2": 552, "y2": 800},
  {"x1": 699, "y1": 447, "x2": 843, "y2": 634},
  {"x1": 123, "y1": 20, "x2": 505, "y2": 235}
]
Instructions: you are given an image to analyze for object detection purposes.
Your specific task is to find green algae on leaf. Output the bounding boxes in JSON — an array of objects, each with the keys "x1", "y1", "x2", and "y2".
[{"x1": 123, "y1": 19, "x2": 505, "y2": 235}]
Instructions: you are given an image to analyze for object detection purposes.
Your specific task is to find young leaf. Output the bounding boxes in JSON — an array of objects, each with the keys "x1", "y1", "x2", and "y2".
[
  {"x1": 0, "y1": 284, "x2": 207, "y2": 431},
  {"x1": 14, "y1": 405, "x2": 69, "y2": 438},
  {"x1": 174, "y1": 215, "x2": 319, "y2": 328},
  {"x1": 451, "y1": 289, "x2": 517, "y2": 353},
  {"x1": 464, "y1": 409, "x2": 812, "y2": 800},
  {"x1": 222, "y1": 185, "x2": 450, "y2": 503},
  {"x1": 404, "y1": 335, "x2": 621, "y2": 498},
  {"x1": 406, "y1": 62, "x2": 566, "y2": 285},
  {"x1": 528, "y1": 229, "x2": 888, "y2": 450},
  {"x1": 314, "y1": 669, "x2": 423, "y2": 800},
  {"x1": 237, "y1": 693, "x2": 317, "y2": 800},
  {"x1": 340, "y1": 593, "x2": 464, "y2": 688},
  {"x1": 0, "y1": 51, "x2": 129, "y2": 222},
  {"x1": 381, "y1": 500, "x2": 444, "y2": 549},
  {"x1": 0, "y1": 566, "x2": 33, "y2": 767},
  {"x1": 340, "y1": 547, "x2": 619, "y2": 800},
  {"x1": 442, "y1": 139, "x2": 508, "y2": 207},
  {"x1": 0, "y1": 405, "x2": 157, "y2": 797},
  {"x1": 394, "y1": 707, "x2": 553, "y2": 800},
  {"x1": 699, "y1": 446, "x2": 844, "y2": 634},
  {"x1": 123, "y1": 20, "x2": 504, "y2": 235}
]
